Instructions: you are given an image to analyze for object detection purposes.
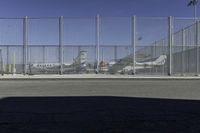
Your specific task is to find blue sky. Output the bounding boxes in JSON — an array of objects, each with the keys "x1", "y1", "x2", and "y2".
[
  {"x1": 0, "y1": 0, "x2": 197, "y2": 47},
  {"x1": 0, "y1": 0, "x2": 197, "y2": 45},
  {"x1": 0, "y1": 0, "x2": 198, "y2": 63},
  {"x1": 0, "y1": 0, "x2": 198, "y2": 17},
  {"x1": 0, "y1": 0, "x2": 200, "y2": 45}
]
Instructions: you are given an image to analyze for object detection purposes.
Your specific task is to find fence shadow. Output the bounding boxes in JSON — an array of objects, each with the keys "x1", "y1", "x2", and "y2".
[{"x1": 0, "y1": 96, "x2": 200, "y2": 133}]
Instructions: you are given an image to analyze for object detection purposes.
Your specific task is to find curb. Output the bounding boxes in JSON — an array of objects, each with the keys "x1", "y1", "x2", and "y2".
[{"x1": 0, "y1": 75, "x2": 200, "y2": 80}]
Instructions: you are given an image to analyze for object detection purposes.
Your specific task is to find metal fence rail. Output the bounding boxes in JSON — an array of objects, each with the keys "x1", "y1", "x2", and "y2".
[{"x1": 0, "y1": 16, "x2": 199, "y2": 76}]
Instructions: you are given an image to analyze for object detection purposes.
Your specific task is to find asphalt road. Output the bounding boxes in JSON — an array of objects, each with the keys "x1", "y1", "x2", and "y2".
[
  {"x1": 0, "y1": 80, "x2": 200, "y2": 133},
  {"x1": 0, "y1": 79, "x2": 199, "y2": 99}
]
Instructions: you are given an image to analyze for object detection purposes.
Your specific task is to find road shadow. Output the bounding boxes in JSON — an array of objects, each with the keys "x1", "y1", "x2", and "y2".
[{"x1": 0, "y1": 96, "x2": 200, "y2": 133}]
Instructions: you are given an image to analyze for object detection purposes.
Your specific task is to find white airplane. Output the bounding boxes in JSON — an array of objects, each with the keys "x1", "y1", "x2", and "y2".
[
  {"x1": 29, "y1": 50, "x2": 88, "y2": 74},
  {"x1": 108, "y1": 54, "x2": 167, "y2": 74}
]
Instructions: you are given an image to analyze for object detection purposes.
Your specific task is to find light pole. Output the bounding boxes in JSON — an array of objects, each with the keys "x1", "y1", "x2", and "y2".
[
  {"x1": 188, "y1": 0, "x2": 199, "y2": 75},
  {"x1": 188, "y1": 0, "x2": 198, "y2": 21}
]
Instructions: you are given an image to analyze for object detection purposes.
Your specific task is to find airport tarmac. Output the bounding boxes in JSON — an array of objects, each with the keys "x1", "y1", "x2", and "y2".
[
  {"x1": 0, "y1": 79, "x2": 197, "y2": 100},
  {"x1": 0, "y1": 79, "x2": 199, "y2": 132},
  {"x1": 1, "y1": 74, "x2": 200, "y2": 80},
  {"x1": 0, "y1": 79, "x2": 199, "y2": 99}
]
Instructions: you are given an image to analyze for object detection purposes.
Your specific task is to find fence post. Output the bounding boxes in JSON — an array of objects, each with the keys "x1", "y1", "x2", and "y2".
[
  {"x1": 196, "y1": 20, "x2": 199, "y2": 76},
  {"x1": 23, "y1": 16, "x2": 28, "y2": 75},
  {"x1": 182, "y1": 29, "x2": 185, "y2": 75},
  {"x1": 7, "y1": 46, "x2": 9, "y2": 70},
  {"x1": 114, "y1": 46, "x2": 117, "y2": 61},
  {"x1": 168, "y1": 16, "x2": 173, "y2": 76},
  {"x1": 59, "y1": 16, "x2": 64, "y2": 75},
  {"x1": 95, "y1": 15, "x2": 100, "y2": 74},
  {"x1": 154, "y1": 42, "x2": 157, "y2": 57},
  {"x1": 0, "y1": 49, "x2": 4, "y2": 75},
  {"x1": 162, "y1": 39, "x2": 165, "y2": 75},
  {"x1": 43, "y1": 46, "x2": 45, "y2": 73},
  {"x1": 132, "y1": 16, "x2": 136, "y2": 75}
]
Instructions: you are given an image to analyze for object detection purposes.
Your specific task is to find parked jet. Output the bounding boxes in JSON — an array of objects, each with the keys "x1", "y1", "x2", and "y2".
[
  {"x1": 108, "y1": 54, "x2": 167, "y2": 74},
  {"x1": 29, "y1": 50, "x2": 88, "y2": 74}
]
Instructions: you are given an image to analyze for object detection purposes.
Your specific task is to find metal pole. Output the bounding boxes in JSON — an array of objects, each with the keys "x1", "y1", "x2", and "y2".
[
  {"x1": 195, "y1": 2, "x2": 197, "y2": 22},
  {"x1": 162, "y1": 39, "x2": 165, "y2": 75},
  {"x1": 154, "y1": 42, "x2": 157, "y2": 74},
  {"x1": 78, "y1": 46, "x2": 81, "y2": 54},
  {"x1": 43, "y1": 46, "x2": 45, "y2": 73},
  {"x1": 59, "y1": 16, "x2": 64, "y2": 75},
  {"x1": 95, "y1": 15, "x2": 100, "y2": 73},
  {"x1": 132, "y1": 16, "x2": 136, "y2": 75},
  {"x1": 196, "y1": 20, "x2": 199, "y2": 75},
  {"x1": 7, "y1": 46, "x2": 9, "y2": 69},
  {"x1": 193, "y1": 1, "x2": 199, "y2": 76},
  {"x1": 154, "y1": 42, "x2": 157, "y2": 57},
  {"x1": 182, "y1": 29, "x2": 185, "y2": 75},
  {"x1": 168, "y1": 16, "x2": 173, "y2": 76},
  {"x1": 23, "y1": 16, "x2": 28, "y2": 75},
  {"x1": 114, "y1": 46, "x2": 117, "y2": 61},
  {"x1": 13, "y1": 52, "x2": 16, "y2": 75},
  {"x1": 150, "y1": 45, "x2": 153, "y2": 74},
  {"x1": 0, "y1": 49, "x2": 4, "y2": 75}
]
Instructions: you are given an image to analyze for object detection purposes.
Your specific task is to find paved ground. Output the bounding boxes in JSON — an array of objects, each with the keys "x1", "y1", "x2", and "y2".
[
  {"x1": 0, "y1": 79, "x2": 199, "y2": 99},
  {"x1": 0, "y1": 80, "x2": 200, "y2": 133},
  {"x1": 1, "y1": 74, "x2": 200, "y2": 80}
]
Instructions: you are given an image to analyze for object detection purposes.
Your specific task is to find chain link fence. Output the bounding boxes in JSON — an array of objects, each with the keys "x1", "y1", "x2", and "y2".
[{"x1": 0, "y1": 16, "x2": 199, "y2": 76}]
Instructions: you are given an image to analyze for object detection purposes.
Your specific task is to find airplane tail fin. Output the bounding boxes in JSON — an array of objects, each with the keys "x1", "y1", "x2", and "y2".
[
  {"x1": 74, "y1": 50, "x2": 88, "y2": 64},
  {"x1": 154, "y1": 55, "x2": 167, "y2": 65}
]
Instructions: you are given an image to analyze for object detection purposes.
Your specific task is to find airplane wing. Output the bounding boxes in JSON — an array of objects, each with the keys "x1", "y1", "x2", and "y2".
[
  {"x1": 109, "y1": 54, "x2": 167, "y2": 74},
  {"x1": 109, "y1": 54, "x2": 133, "y2": 74}
]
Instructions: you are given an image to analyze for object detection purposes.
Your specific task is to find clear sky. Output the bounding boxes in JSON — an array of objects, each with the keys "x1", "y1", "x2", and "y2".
[
  {"x1": 0, "y1": 0, "x2": 198, "y2": 17},
  {"x1": 0, "y1": 0, "x2": 198, "y2": 63},
  {"x1": 0, "y1": 0, "x2": 198, "y2": 46}
]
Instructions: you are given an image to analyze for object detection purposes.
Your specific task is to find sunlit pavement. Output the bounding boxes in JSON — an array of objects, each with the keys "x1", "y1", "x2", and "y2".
[{"x1": 0, "y1": 74, "x2": 200, "y2": 80}]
